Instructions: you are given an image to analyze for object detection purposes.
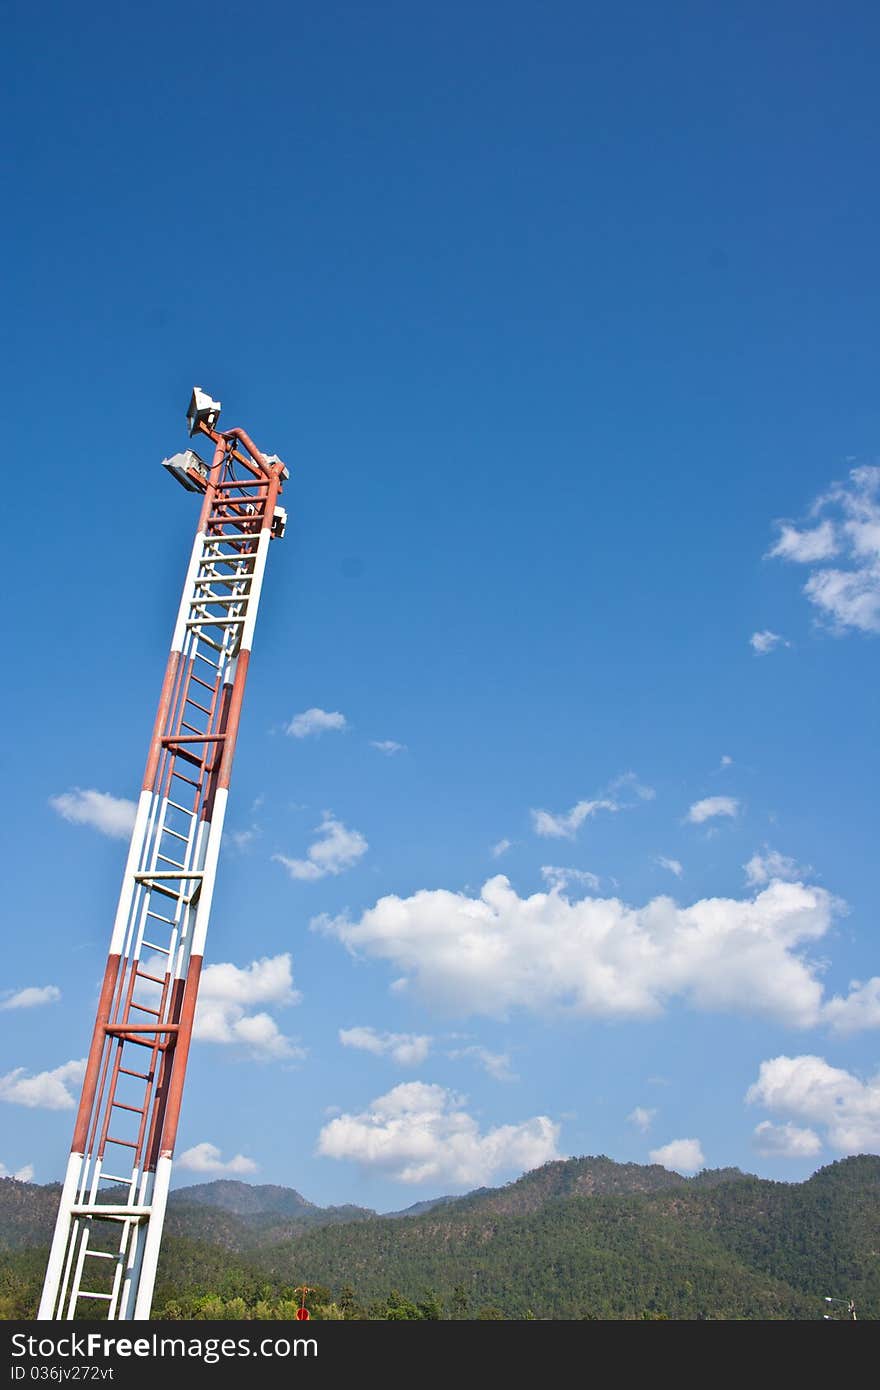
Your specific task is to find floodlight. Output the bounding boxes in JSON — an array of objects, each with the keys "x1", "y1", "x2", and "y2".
[
  {"x1": 271, "y1": 505, "x2": 287, "y2": 540},
  {"x1": 263, "y1": 453, "x2": 290, "y2": 481},
  {"x1": 187, "y1": 386, "x2": 222, "y2": 437},
  {"x1": 162, "y1": 449, "x2": 210, "y2": 492}
]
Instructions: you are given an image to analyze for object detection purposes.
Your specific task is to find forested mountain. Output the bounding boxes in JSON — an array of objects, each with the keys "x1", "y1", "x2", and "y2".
[{"x1": 1, "y1": 1155, "x2": 876, "y2": 1319}]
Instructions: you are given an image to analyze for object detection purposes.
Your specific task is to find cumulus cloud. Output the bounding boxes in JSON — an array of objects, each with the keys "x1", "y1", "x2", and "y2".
[
  {"x1": 490, "y1": 839, "x2": 512, "y2": 859},
  {"x1": 274, "y1": 813, "x2": 367, "y2": 881},
  {"x1": 540, "y1": 866, "x2": 600, "y2": 893},
  {"x1": 316, "y1": 1082, "x2": 559, "y2": 1186},
  {"x1": 744, "y1": 848, "x2": 812, "y2": 887},
  {"x1": 686, "y1": 796, "x2": 739, "y2": 825},
  {"x1": 285, "y1": 708, "x2": 348, "y2": 738},
  {"x1": 627, "y1": 1106, "x2": 656, "y2": 1133},
  {"x1": 177, "y1": 1143, "x2": 258, "y2": 1175},
  {"x1": 0, "y1": 1162, "x2": 34, "y2": 1182},
  {"x1": 750, "y1": 630, "x2": 790, "y2": 655},
  {"x1": 1, "y1": 986, "x2": 61, "y2": 1011},
  {"x1": 338, "y1": 1026, "x2": 431, "y2": 1067},
  {"x1": 769, "y1": 520, "x2": 839, "y2": 564},
  {"x1": 649, "y1": 1138, "x2": 704, "y2": 1173},
  {"x1": 746, "y1": 1054, "x2": 880, "y2": 1153},
  {"x1": 824, "y1": 978, "x2": 880, "y2": 1033},
  {"x1": 720, "y1": 755, "x2": 734, "y2": 769},
  {"x1": 531, "y1": 799, "x2": 618, "y2": 839},
  {"x1": 447, "y1": 1046, "x2": 517, "y2": 1083},
  {"x1": 194, "y1": 954, "x2": 304, "y2": 1060},
  {"x1": 49, "y1": 789, "x2": 136, "y2": 840},
  {"x1": 655, "y1": 856, "x2": 683, "y2": 878},
  {"x1": 370, "y1": 740, "x2": 406, "y2": 755},
  {"x1": 315, "y1": 875, "x2": 837, "y2": 1026},
  {"x1": 752, "y1": 1120, "x2": 822, "y2": 1158},
  {"x1": 768, "y1": 465, "x2": 880, "y2": 634},
  {"x1": 0, "y1": 1060, "x2": 86, "y2": 1111}
]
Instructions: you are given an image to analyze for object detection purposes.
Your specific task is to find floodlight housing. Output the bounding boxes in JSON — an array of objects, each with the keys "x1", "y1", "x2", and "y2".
[
  {"x1": 263, "y1": 453, "x2": 291, "y2": 481},
  {"x1": 162, "y1": 449, "x2": 210, "y2": 492},
  {"x1": 271, "y1": 505, "x2": 287, "y2": 539},
  {"x1": 187, "y1": 386, "x2": 222, "y2": 438}
]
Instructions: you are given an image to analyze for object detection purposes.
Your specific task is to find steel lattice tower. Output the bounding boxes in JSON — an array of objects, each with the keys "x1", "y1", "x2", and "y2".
[{"x1": 39, "y1": 390, "x2": 288, "y2": 1320}]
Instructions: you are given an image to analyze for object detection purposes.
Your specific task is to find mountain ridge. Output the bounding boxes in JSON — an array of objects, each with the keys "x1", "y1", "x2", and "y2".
[{"x1": 2, "y1": 1155, "x2": 877, "y2": 1319}]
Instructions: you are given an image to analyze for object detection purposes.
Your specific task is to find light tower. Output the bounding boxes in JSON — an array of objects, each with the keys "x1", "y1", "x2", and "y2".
[{"x1": 39, "y1": 391, "x2": 289, "y2": 1320}]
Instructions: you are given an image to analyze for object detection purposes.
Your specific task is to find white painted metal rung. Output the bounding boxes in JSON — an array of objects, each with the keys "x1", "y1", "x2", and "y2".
[
  {"x1": 77, "y1": 1291, "x2": 114, "y2": 1301},
  {"x1": 99, "y1": 1174, "x2": 135, "y2": 1185},
  {"x1": 165, "y1": 798, "x2": 196, "y2": 815},
  {"x1": 202, "y1": 549, "x2": 257, "y2": 563},
  {"x1": 161, "y1": 826, "x2": 190, "y2": 843},
  {"x1": 84, "y1": 1250, "x2": 119, "y2": 1260},
  {"x1": 190, "y1": 594, "x2": 250, "y2": 607},
  {"x1": 188, "y1": 613, "x2": 244, "y2": 630},
  {"x1": 196, "y1": 572, "x2": 253, "y2": 588},
  {"x1": 71, "y1": 1205, "x2": 151, "y2": 1218},
  {"x1": 134, "y1": 870, "x2": 204, "y2": 880},
  {"x1": 156, "y1": 853, "x2": 187, "y2": 869},
  {"x1": 186, "y1": 616, "x2": 246, "y2": 626}
]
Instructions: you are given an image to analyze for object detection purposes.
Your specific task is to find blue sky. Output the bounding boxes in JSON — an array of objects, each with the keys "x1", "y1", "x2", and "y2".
[{"x1": 3, "y1": 1, "x2": 879, "y2": 1211}]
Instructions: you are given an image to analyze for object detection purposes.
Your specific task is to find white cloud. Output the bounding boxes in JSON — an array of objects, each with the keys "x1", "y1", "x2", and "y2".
[
  {"x1": 315, "y1": 874, "x2": 837, "y2": 1026},
  {"x1": 285, "y1": 708, "x2": 348, "y2": 738},
  {"x1": 804, "y1": 566, "x2": 880, "y2": 634},
  {"x1": 0, "y1": 1162, "x2": 35, "y2": 1182},
  {"x1": 531, "y1": 798, "x2": 617, "y2": 839},
  {"x1": 769, "y1": 520, "x2": 839, "y2": 564},
  {"x1": 338, "y1": 1026, "x2": 431, "y2": 1067},
  {"x1": 228, "y1": 826, "x2": 261, "y2": 852},
  {"x1": 0, "y1": 1059, "x2": 86, "y2": 1111},
  {"x1": 447, "y1": 1046, "x2": 517, "y2": 1083},
  {"x1": 649, "y1": 1138, "x2": 704, "y2": 1173},
  {"x1": 752, "y1": 1120, "x2": 822, "y2": 1158},
  {"x1": 194, "y1": 954, "x2": 304, "y2": 1060},
  {"x1": 824, "y1": 977, "x2": 880, "y2": 1033},
  {"x1": 744, "y1": 848, "x2": 812, "y2": 887},
  {"x1": 611, "y1": 772, "x2": 656, "y2": 802},
  {"x1": 769, "y1": 465, "x2": 880, "y2": 634},
  {"x1": 655, "y1": 856, "x2": 683, "y2": 878},
  {"x1": 746, "y1": 1054, "x2": 880, "y2": 1153},
  {"x1": 750, "y1": 630, "x2": 790, "y2": 655},
  {"x1": 720, "y1": 755, "x2": 734, "y2": 769},
  {"x1": 370, "y1": 740, "x2": 406, "y2": 755},
  {"x1": 274, "y1": 813, "x2": 367, "y2": 881},
  {"x1": 540, "y1": 865, "x2": 600, "y2": 893},
  {"x1": 316, "y1": 1081, "x2": 559, "y2": 1186},
  {"x1": 627, "y1": 1106, "x2": 656, "y2": 1133},
  {"x1": 686, "y1": 796, "x2": 739, "y2": 825},
  {"x1": 490, "y1": 839, "x2": 512, "y2": 859},
  {"x1": 1, "y1": 986, "x2": 61, "y2": 1011},
  {"x1": 177, "y1": 1142, "x2": 258, "y2": 1176},
  {"x1": 49, "y1": 789, "x2": 136, "y2": 839}
]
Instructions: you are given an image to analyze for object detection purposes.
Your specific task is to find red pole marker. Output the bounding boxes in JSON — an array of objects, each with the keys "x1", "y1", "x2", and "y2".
[{"x1": 294, "y1": 1283, "x2": 314, "y2": 1321}]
